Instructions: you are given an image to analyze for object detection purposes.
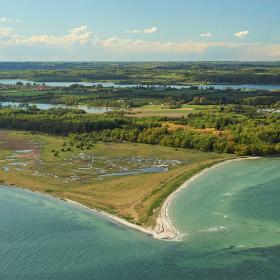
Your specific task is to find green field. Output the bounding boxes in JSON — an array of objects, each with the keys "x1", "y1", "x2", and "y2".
[{"x1": 0, "y1": 130, "x2": 233, "y2": 227}]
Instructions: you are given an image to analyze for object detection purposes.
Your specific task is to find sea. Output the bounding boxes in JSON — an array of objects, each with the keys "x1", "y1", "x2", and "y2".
[{"x1": 0, "y1": 157, "x2": 279, "y2": 280}]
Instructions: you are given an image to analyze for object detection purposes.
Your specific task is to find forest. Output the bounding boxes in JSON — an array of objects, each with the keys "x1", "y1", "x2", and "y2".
[{"x1": 0, "y1": 104, "x2": 279, "y2": 156}]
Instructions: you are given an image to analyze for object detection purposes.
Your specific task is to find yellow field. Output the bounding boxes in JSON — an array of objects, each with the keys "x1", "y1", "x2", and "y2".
[
  {"x1": 127, "y1": 104, "x2": 219, "y2": 118},
  {"x1": 128, "y1": 104, "x2": 193, "y2": 117}
]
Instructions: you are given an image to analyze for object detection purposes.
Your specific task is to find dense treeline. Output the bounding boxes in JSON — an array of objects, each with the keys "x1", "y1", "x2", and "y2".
[
  {"x1": 0, "y1": 62, "x2": 279, "y2": 85},
  {"x1": 0, "y1": 108, "x2": 130, "y2": 135},
  {"x1": 0, "y1": 106, "x2": 279, "y2": 156},
  {"x1": 72, "y1": 113, "x2": 280, "y2": 156}
]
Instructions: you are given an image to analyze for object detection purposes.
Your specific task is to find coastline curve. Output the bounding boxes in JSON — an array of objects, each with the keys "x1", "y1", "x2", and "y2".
[
  {"x1": 1, "y1": 157, "x2": 260, "y2": 241},
  {"x1": 153, "y1": 157, "x2": 261, "y2": 240}
]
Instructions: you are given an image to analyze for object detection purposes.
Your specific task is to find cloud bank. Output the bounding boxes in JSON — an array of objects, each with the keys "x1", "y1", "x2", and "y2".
[
  {"x1": 0, "y1": 25, "x2": 92, "y2": 46},
  {"x1": 0, "y1": 25, "x2": 278, "y2": 60}
]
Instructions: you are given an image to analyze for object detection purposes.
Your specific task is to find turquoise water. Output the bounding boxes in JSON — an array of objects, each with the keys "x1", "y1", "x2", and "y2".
[
  {"x1": 0, "y1": 158, "x2": 280, "y2": 279},
  {"x1": 1, "y1": 79, "x2": 280, "y2": 91}
]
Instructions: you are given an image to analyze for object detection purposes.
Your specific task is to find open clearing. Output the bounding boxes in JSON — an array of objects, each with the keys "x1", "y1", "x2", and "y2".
[
  {"x1": 128, "y1": 104, "x2": 194, "y2": 118},
  {"x1": 127, "y1": 104, "x2": 220, "y2": 118}
]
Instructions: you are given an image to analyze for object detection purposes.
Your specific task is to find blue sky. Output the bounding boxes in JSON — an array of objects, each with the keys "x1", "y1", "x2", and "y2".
[{"x1": 0, "y1": 0, "x2": 279, "y2": 61}]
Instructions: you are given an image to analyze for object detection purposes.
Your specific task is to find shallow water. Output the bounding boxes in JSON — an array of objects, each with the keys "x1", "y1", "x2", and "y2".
[{"x1": 0, "y1": 158, "x2": 280, "y2": 279}]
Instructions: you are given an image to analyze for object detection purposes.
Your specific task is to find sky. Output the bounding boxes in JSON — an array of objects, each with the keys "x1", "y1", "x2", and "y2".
[{"x1": 0, "y1": 0, "x2": 279, "y2": 61}]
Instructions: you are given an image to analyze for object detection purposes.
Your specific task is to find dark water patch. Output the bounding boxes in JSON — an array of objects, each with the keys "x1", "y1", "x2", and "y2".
[{"x1": 230, "y1": 177, "x2": 280, "y2": 222}]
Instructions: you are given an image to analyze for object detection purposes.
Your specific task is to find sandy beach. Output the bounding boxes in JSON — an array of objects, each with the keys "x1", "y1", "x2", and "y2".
[
  {"x1": 153, "y1": 157, "x2": 261, "y2": 240},
  {"x1": 65, "y1": 157, "x2": 260, "y2": 241},
  {"x1": 1, "y1": 157, "x2": 260, "y2": 241},
  {"x1": 64, "y1": 198, "x2": 157, "y2": 238}
]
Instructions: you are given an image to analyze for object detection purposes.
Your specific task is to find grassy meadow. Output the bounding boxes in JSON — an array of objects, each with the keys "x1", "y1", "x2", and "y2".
[{"x1": 0, "y1": 130, "x2": 233, "y2": 227}]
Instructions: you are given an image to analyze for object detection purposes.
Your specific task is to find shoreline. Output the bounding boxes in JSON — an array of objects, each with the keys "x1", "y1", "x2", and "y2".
[
  {"x1": 153, "y1": 156, "x2": 261, "y2": 240},
  {"x1": 0, "y1": 156, "x2": 261, "y2": 241}
]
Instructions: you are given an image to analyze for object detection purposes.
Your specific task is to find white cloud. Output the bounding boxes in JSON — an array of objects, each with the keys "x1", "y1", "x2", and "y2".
[
  {"x1": 0, "y1": 17, "x2": 22, "y2": 23},
  {"x1": 144, "y1": 27, "x2": 158, "y2": 34},
  {"x1": 125, "y1": 30, "x2": 142, "y2": 34},
  {"x1": 0, "y1": 17, "x2": 8, "y2": 23},
  {"x1": 200, "y1": 32, "x2": 212, "y2": 37},
  {"x1": 125, "y1": 27, "x2": 158, "y2": 34},
  {"x1": 65, "y1": 25, "x2": 93, "y2": 45},
  {"x1": 234, "y1": 30, "x2": 250, "y2": 38},
  {"x1": 0, "y1": 26, "x2": 14, "y2": 37},
  {"x1": 0, "y1": 25, "x2": 279, "y2": 60},
  {"x1": 1, "y1": 25, "x2": 93, "y2": 46}
]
